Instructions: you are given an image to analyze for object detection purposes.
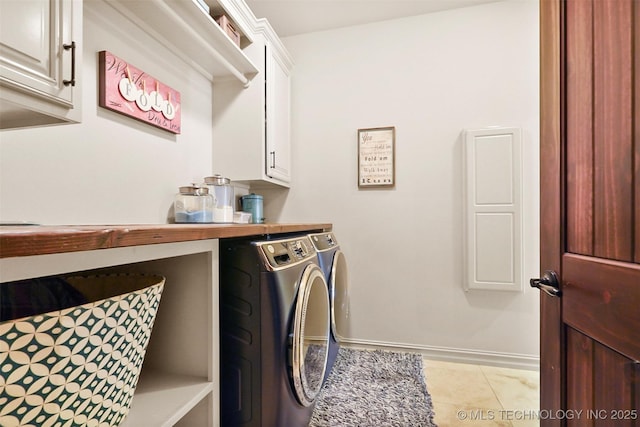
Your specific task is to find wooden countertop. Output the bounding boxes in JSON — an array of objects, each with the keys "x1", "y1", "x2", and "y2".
[{"x1": 0, "y1": 223, "x2": 332, "y2": 258}]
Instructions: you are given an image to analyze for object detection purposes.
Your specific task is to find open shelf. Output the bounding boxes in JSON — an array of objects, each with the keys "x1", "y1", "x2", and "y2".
[
  {"x1": 0, "y1": 241, "x2": 219, "y2": 426},
  {"x1": 108, "y1": 0, "x2": 259, "y2": 85},
  {"x1": 121, "y1": 370, "x2": 214, "y2": 427}
]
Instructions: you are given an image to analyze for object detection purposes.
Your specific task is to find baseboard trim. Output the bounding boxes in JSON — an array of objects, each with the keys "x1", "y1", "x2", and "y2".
[{"x1": 340, "y1": 338, "x2": 540, "y2": 371}]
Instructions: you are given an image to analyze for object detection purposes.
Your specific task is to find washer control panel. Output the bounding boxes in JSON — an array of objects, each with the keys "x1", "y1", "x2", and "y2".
[
  {"x1": 287, "y1": 240, "x2": 310, "y2": 259},
  {"x1": 258, "y1": 237, "x2": 315, "y2": 269},
  {"x1": 309, "y1": 232, "x2": 338, "y2": 251}
]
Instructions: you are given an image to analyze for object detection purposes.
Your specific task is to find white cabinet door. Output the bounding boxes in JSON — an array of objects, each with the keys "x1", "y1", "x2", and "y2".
[
  {"x1": 265, "y1": 42, "x2": 291, "y2": 183},
  {"x1": 212, "y1": 21, "x2": 292, "y2": 188},
  {"x1": 0, "y1": 0, "x2": 81, "y2": 128}
]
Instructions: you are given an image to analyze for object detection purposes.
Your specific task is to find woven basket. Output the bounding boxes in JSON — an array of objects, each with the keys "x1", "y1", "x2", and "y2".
[{"x1": 0, "y1": 273, "x2": 165, "y2": 427}]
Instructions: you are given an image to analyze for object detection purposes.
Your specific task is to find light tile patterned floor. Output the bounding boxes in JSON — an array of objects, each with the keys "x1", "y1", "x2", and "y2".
[{"x1": 423, "y1": 359, "x2": 540, "y2": 427}]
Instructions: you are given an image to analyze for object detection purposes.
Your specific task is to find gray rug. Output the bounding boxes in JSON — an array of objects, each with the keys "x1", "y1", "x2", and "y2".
[{"x1": 310, "y1": 348, "x2": 437, "y2": 427}]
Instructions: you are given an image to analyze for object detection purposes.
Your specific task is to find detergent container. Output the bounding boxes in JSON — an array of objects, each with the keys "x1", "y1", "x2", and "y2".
[
  {"x1": 204, "y1": 174, "x2": 234, "y2": 223},
  {"x1": 174, "y1": 185, "x2": 213, "y2": 223}
]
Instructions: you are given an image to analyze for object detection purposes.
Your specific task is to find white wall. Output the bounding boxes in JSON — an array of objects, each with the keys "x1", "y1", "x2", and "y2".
[
  {"x1": 265, "y1": 0, "x2": 540, "y2": 367},
  {"x1": 0, "y1": 1, "x2": 215, "y2": 225},
  {"x1": 0, "y1": 0, "x2": 540, "y2": 367}
]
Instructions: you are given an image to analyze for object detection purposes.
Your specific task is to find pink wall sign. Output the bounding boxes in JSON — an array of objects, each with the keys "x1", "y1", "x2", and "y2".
[{"x1": 98, "y1": 51, "x2": 181, "y2": 134}]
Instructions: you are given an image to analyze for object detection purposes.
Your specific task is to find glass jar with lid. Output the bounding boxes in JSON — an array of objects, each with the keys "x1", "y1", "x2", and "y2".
[
  {"x1": 204, "y1": 174, "x2": 234, "y2": 223},
  {"x1": 174, "y1": 185, "x2": 214, "y2": 223}
]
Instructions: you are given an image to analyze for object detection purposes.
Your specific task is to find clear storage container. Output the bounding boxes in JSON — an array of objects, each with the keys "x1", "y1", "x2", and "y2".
[
  {"x1": 204, "y1": 174, "x2": 234, "y2": 223},
  {"x1": 174, "y1": 185, "x2": 214, "y2": 223}
]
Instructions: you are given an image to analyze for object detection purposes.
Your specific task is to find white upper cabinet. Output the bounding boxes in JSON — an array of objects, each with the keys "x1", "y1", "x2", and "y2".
[
  {"x1": 0, "y1": 0, "x2": 82, "y2": 129},
  {"x1": 213, "y1": 14, "x2": 293, "y2": 188},
  {"x1": 265, "y1": 42, "x2": 291, "y2": 183}
]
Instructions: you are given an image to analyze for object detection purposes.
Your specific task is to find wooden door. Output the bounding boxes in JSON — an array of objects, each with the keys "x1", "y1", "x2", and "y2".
[{"x1": 539, "y1": 0, "x2": 640, "y2": 426}]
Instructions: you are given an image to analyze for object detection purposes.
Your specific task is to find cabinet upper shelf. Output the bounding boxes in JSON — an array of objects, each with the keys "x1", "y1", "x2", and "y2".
[{"x1": 107, "y1": 0, "x2": 259, "y2": 86}]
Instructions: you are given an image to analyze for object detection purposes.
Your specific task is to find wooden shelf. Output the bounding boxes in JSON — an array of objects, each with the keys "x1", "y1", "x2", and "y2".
[
  {"x1": 121, "y1": 370, "x2": 213, "y2": 427},
  {"x1": 107, "y1": 0, "x2": 259, "y2": 85},
  {"x1": 0, "y1": 223, "x2": 332, "y2": 258}
]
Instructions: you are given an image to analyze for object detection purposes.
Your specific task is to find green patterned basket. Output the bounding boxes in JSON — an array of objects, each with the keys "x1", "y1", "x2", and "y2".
[{"x1": 0, "y1": 273, "x2": 165, "y2": 427}]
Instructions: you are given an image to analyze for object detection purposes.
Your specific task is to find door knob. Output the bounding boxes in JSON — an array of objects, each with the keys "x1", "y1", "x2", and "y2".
[{"x1": 530, "y1": 270, "x2": 562, "y2": 297}]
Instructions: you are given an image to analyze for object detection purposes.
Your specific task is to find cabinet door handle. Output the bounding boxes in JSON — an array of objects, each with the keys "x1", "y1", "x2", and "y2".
[
  {"x1": 270, "y1": 151, "x2": 276, "y2": 168},
  {"x1": 63, "y1": 41, "x2": 76, "y2": 87}
]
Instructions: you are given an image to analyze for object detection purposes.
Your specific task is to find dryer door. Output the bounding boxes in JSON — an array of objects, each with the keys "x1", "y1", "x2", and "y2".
[
  {"x1": 291, "y1": 264, "x2": 330, "y2": 406},
  {"x1": 330, "y1": 250, "x2": 351, "y2": 342}
]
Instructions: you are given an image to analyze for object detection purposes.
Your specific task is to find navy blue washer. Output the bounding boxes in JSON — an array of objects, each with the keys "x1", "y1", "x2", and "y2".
[
  {"x1": 219, "y1": 235, "x2": 330, "y2": 427},
  {"x1": 307, "y1": 232, "x2": 350, "y2": 383}
]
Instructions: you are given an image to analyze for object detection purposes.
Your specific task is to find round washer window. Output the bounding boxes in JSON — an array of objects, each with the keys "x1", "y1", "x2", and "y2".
[
  {"x1": 291, "y1": 265, "x2": 330, "y2": 406},
  {"x1": 331, "y1": 250, "x2": 350, "y2": 342}
]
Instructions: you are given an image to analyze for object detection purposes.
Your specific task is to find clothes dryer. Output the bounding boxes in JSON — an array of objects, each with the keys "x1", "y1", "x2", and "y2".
[
  {"x1": 219, "y1": 236, "x2": 331, "y2": 427},
  {"x1": 308, "y1": 232, "x2": 350, "y2": 382}
]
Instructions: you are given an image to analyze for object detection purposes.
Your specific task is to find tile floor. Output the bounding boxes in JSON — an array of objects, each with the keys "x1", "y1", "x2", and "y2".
[{"x1": 423, "y1": 359, "x2": 540, "y2": 427}]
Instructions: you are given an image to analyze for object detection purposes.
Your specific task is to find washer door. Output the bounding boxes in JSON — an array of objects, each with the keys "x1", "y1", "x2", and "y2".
[
  {"x1": 291, "y1": 265, "x2": 330, "y2": 406},
  {"x1": 330, "y1": 250, "x2": 350, "y2": 342}
]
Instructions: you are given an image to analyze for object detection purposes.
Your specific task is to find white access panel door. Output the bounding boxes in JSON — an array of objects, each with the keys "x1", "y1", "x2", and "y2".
[{"x1": 464, "y1": 127, "x2": 523, "y2": 292}]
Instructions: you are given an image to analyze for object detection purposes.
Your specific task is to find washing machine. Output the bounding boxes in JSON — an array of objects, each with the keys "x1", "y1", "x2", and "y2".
[
  {"x1": 308, "y1": 232, "x2": 350, "y2": 382},
  {"x1": 219, "y1": 235, "x2": 331, "y2": 427}
]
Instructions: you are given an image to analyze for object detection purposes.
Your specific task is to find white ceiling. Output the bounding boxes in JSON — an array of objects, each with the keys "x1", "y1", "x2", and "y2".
[{"x1": 244, "y1": 0, "x2": 501, "y2": 37}]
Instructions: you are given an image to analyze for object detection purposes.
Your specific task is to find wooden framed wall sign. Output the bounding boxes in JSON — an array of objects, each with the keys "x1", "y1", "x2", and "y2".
[
  {"x1": 358, "y1": 126, "x2": 395, "y2": 188},
  {"x1": 99, "y1": 51, "x2": 181, "y2": 134}
]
